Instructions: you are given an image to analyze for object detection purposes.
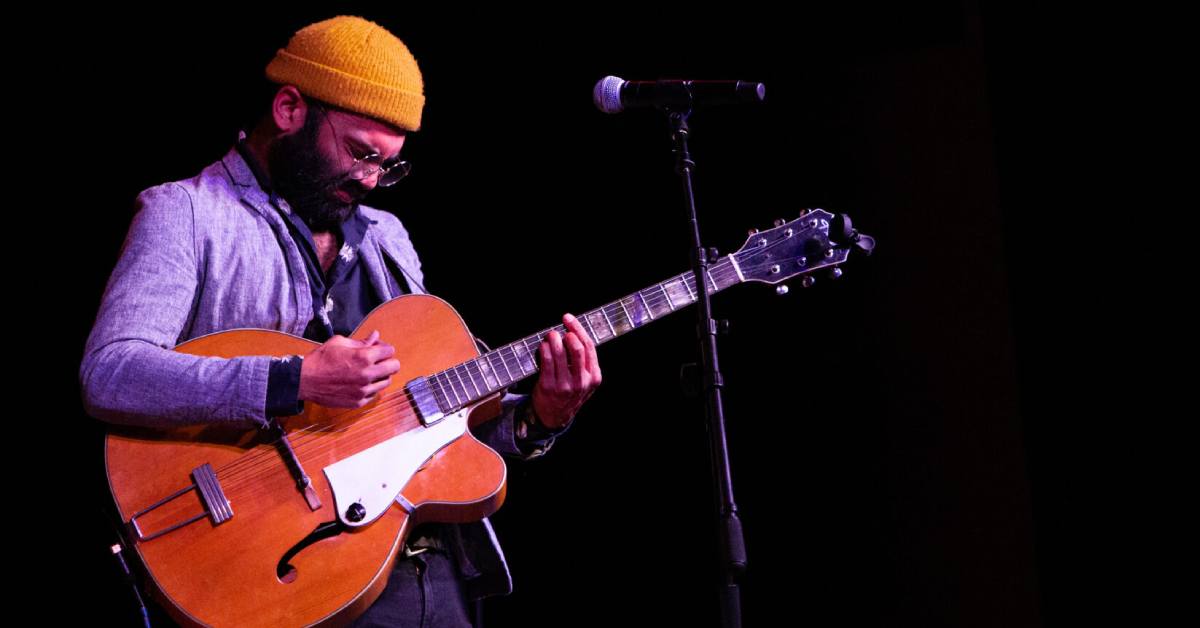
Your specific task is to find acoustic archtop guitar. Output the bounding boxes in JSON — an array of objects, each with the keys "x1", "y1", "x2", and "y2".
[{"x1": 105, "y1": 209, "x2": 872, "y2": 626}]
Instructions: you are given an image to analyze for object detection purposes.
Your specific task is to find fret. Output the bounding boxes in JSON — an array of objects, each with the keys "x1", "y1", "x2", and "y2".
[
  {"x1": 513, "y1": 340, "x2": 537, "y2": 374},
  {"x1": 525, "y1": 337, "x2": 542, "y2": 371},
  {"x1": 665, "y1": 277, "x2": 693, "y2": 308},
  {"x1": 659, "y1": 282, "x2": 675, "y2": 311},
  {"x1": 489, "y1": 351, "x2": 513, "y2": 387},
  {"x1": 477, "y1": 355, "x2": 498, "y2": 390},
  {"x1": 645, "y1": 285, "x2": 672, "y2": 319},
  {"x1": 682, "y1": 274, "x2": 696, "y2": 300},
  {"x1": 506, "y1": 345, "x2": 526, "y2": 375},
  {"x1": 455, "y1": 365, "x2": 478, "y2": 400},
  {"x1": 580, "y1": 313, "x2": 598, "y2": 343},
  {"x1": 608, "y1": 302, "x2": 631, "y2": 335},
  {"x1": 448, "y1": 367, "x2": 466, "y2": 401},
  {"x1": 635, "y1": 290, "x2": 655, "y2": 320},
  {"x1": 431, "y1": 374, "x2": 452, "y2": 412},
  {"x1": 439, "y1": 371, "x2": 463, "y2": 407},
  {"x1": 617, "y1": 299, "x2": 635, "y2": 331},
  {"x1": 500, "y1": 347, "x2": 521, "y2": 380},
  {"x1": 584, "y1": 311, "x2": 611, "y2": 341},
  {"x1": 599, "y1": 308, "x2": 616, "y2": 337},
  {"x1": 468, "y1": 362, "x2": 487, "y2": 397}
]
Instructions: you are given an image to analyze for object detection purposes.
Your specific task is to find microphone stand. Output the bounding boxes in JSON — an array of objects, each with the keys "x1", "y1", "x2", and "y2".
[
  {"x1": 104, "y1": 505, "x2": 153, "y2": 627},
  {"x1": 666, "y1": 105, "x2": 746, "y2": 628}
]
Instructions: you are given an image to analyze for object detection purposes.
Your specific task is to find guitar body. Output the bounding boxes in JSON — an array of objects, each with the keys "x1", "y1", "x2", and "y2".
[{"x1": 105, "y1": 295, "x2": 508, "y2": 627}]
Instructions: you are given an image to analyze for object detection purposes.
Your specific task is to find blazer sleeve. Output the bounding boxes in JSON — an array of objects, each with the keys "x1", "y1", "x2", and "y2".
[{"x1": 79, "y1": 183, "x2": 273, "y2": 429}]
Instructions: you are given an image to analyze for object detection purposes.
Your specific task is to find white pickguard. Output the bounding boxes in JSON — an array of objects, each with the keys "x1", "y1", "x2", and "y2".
[{"x1": 324, "y1": 409, "x2": 469, "y2": 527}]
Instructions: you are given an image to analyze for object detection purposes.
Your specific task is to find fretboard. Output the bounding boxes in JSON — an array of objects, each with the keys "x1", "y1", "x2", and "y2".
[{"x1": 425, "y1": 256, "x2": 744, "y2": 412}]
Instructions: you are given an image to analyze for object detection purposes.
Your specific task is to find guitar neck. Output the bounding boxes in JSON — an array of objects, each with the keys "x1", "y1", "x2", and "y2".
[{"x1": 425, "y1": 256, "x2": 743, "y2": 412}]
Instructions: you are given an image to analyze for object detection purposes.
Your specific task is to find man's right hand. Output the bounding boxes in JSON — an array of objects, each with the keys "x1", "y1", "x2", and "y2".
[{"x1": 298, "y1": 330, "x2": 400, "y2": 408}]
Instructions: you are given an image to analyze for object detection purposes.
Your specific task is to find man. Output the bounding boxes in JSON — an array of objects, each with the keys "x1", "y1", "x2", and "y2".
[{"x1": 80, "y1": 15, "x2": 601, "y2": 627}]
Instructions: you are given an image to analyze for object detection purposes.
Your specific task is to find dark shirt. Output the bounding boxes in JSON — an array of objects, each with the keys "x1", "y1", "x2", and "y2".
[{"x1": 233, "y1": 138, "x2": 404, "y2": 417}]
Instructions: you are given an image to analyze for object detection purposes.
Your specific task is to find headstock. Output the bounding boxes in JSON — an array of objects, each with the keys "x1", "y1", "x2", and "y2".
[{"x1": 732, "y1": 209, "x2": 873, "y2": 292}]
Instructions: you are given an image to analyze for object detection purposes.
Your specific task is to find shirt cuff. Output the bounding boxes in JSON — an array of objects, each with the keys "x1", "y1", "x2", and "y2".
[
  {"x1": 266, "y1": 355, "x2": 305, "y2": 417},
  {"x1": 516, "y1": 398, "x2": 570, "y2": 442}
]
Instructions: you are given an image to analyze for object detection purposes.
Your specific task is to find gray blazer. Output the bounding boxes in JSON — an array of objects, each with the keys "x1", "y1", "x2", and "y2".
[{"x1": 80, "y1": 141, "x2": 556, "y2": 600}]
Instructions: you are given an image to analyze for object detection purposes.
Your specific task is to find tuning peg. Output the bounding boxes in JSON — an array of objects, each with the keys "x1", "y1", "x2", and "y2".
[
  {"x1": 799, "y1": 208, "x2": 810, "y2": 217},
  {"x1": 748, "y1": 228, "x2": 760, "y2": 235},
  {"x1": 829, "y1": 267, "x2": 843, "y2": 280},
  {"x1": 775, "y1": 285, "x2": 789, "y2": 295},
  {"x1": 801, "y1": 276, "x2": 816, "y2": 288},
  {"x1": 773, "y1": 218, "x2": 786, "y2": 227}
]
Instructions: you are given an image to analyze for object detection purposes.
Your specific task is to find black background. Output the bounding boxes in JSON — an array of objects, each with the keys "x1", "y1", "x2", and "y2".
[{"x1": 42, "y1": 2, "x2": 1131, "y2": 626}]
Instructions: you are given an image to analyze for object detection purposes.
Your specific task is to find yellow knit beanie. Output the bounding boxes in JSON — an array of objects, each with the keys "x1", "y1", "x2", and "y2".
[{"x1": 266, "y1": 16, "x2": 425, "y2": 132}]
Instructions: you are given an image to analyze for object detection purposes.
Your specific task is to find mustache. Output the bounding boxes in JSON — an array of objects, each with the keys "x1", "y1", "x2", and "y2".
[
  {"x1": 282, "y1": 170, "x2": 362, "y2": 204},
  {"x1": 337, "y1": 179, "x2": 371, "y2": 202}
]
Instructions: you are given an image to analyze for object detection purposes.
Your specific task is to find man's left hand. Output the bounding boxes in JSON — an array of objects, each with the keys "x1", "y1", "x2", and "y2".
[{"x1": 531, "y1": 313, "x2": 602, "y2": 430}]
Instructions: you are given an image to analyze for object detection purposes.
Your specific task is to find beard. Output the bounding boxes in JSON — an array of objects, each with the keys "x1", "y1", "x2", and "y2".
[{"x1": 267, "y1": 112, "x2": 370, "y2": 232}]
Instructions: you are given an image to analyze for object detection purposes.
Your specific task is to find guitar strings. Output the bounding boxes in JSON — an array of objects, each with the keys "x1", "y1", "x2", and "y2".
[
  {"x1": 214, "y1": 239, "x2": 820, "y2": 493},
  {"x1": 217, "y1": 260, "x2": 754, "y2": 488}
]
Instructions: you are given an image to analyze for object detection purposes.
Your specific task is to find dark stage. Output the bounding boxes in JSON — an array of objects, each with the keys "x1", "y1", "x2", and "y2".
[{"x1": 48, "y1": 3, "x2": 1105, "y2": 626}]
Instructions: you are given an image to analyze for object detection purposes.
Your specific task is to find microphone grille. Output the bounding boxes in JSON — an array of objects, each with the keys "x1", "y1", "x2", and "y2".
[{"x1": 593, "y1": 76, "x2": 626, "y2": 114}]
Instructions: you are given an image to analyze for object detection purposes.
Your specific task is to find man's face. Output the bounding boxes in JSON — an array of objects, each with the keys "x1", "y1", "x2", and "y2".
[{"x1": 268, "y1": 101, "x2": 407, "y2": 232}]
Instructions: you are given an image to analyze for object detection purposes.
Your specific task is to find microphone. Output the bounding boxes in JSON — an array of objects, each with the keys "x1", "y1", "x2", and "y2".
[{"x1": 593, "y1": 76, "x2": 766, "y2": 114}]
